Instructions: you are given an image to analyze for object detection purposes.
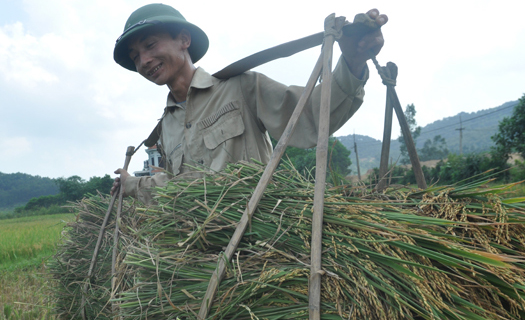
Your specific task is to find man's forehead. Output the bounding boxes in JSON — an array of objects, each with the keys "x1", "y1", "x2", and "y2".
[{"x1": 127, "y1": 28, "x2": 170, "y2": 51}]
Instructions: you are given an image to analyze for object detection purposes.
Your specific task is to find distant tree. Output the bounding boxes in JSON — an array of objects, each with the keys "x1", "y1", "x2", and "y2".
[
  {"x1": 55, "y1": 175, "x2": 86, "y2": 202},
  {"x1": 419, "y1": 135, "x2": 449, "y2": 161},
  {"x1": 398, "y1": 104, "x2": 421, "y2": 165},
  {"x1": 491, "y1": 94, "x2": 525, "y2": 161},
  {"x1": 273, "y1": 137, "x2": 352, "y2": 180},
  {"x1": 84, "y1": 175, "x2": 114, "y2": 196}
]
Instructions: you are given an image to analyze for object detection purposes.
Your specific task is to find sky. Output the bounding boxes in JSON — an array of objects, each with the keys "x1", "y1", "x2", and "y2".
[{"x1": 1, "y1": 0, "x2": 524, "y2": 180}]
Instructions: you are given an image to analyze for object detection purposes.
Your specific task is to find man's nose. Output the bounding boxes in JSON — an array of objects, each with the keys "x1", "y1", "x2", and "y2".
[{"x1": 139, "y1": 52, "x2": 153, "y2": 69}]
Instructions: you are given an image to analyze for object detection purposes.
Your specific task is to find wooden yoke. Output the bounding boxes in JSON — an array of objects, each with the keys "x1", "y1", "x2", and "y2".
[{"x1": 375, "y1": 61, "x2": 427, "y2": 191}]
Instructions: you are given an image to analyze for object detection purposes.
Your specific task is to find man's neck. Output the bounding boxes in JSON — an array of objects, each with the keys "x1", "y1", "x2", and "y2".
[{"x1": 168, "y1": 65, "x2": 197, "y2": 102}]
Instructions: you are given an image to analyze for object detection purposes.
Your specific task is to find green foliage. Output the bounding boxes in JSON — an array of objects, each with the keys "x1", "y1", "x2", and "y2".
[
  {"x1": 419, "y1": 135, "x2": 449, "y2": 161},
  {"x1": 273, "y1": 137, "x2": 352, "y2": 180},
  {"x1": 55, "y1": 175, "x2": 85, "y2": 201},
  {"x1": 0, "y1": 172, "x2": 58, "y2": 209},
  {"x1": 1, "y1": 174, "x2": 113, "y2": 220},
  {"x1": 382, "y1": 152, "x2": 511, "y2": 186},
  {"x1": 24, "y1": 194, "x2": 64, "y2": 211},
  {"x1": 43, "y1": 174, "x2": 113, "y2": 204},
  {"x1": 492, "y1": 93, "x2": 525, "y2": 160},
  {"x1": 509, "y1": 159, "x2": 525, "y2": 182},
  {"x1": 398, "y1": 104, "x2": 421, "y2": 165}
]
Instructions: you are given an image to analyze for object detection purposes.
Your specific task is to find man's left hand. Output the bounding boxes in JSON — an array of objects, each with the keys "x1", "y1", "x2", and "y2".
[{"x1": 338, "y1": 9, "x2": 388, "y2": 78}]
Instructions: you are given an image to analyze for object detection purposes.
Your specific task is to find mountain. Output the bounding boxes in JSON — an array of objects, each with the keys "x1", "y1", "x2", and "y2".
[
  {"x1": 337, "y1": 100, "x2": 520, "y2": 174},
  {"x1": 0, "y1": 172, "x2": 59, "y2": 210}
]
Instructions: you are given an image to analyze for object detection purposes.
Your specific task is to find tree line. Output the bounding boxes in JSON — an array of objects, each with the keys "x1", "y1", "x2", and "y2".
[
  {"x1": 0, "y1": 172, "x2": 59, "y2": 209},
  {"x1": 1, "y1": 175, "x2": 114, "y2": 219}
]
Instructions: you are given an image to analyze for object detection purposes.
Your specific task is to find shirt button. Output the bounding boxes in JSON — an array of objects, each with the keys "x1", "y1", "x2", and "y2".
[{"x1": 186, "y1": 122, "x2": 192, "y2": 129}]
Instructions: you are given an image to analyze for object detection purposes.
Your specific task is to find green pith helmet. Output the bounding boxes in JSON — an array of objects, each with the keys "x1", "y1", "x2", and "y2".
[{"x1": 113, "y1": 3, "x2": 209, "y2": 71}]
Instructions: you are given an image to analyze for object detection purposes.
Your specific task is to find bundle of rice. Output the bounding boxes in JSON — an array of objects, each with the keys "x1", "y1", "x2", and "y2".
[{"x1": 50, "y1": 162, "x2": 525, "y2": 319}]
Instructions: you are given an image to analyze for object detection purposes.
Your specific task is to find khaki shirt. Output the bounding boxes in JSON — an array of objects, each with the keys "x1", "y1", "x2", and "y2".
[{"x1": 124, "y1": 56, "x2": 367, "y2": 203}]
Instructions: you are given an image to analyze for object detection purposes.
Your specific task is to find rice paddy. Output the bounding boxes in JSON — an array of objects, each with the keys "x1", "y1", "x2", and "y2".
[
  {"x1": 0, "y1": 213, "x2": 72, "y2": 267},
  {"x1": 0, "y1": 213, "x2": 74, "y2": 320}
]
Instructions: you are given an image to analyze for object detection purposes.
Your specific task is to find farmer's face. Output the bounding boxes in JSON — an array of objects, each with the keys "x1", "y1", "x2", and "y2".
[{"x1": 128, "y1": 29, "x2": 192, "y2": 87}]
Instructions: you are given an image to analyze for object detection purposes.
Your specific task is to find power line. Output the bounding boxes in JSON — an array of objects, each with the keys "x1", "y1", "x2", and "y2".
[
  {"x1": 349, "y1": 103, "x2": 517, "y2": 148},
  {"x1": 420, "y1": 103, "x2": 515, "y2": 135}
]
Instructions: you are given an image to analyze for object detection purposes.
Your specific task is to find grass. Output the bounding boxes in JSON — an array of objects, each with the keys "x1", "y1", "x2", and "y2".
[{"x1": 0, "y1": 213, "x2": 74, "y2": 320}]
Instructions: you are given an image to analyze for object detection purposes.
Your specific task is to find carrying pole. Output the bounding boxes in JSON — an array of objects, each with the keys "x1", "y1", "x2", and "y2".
[
  {"x1": 377, "y1": 64, "x2": 395, "y2": 191},
  {"x1": 110, "y1": 146, "x2": 136, "y2": 318},
  {"x1": 81, "y1": 145, "x2": 135, "y2": 320},
  {"x1": 374, "y1": 61, "x2": 427, "y2": 190},
  {"x1": 308, "y1": 13, "x2": 343, "y2": 320}
]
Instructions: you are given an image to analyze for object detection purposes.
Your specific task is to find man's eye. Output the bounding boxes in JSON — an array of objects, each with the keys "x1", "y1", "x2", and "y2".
[
  {"x1": 132, "y1": 54, "x2": 139, "y2": 62},
  {"x1": 146, "y1": 42, "x2": 155, "y2": 49}
]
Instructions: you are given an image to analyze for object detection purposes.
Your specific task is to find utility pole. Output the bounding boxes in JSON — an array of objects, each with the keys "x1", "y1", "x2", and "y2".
[
  {"x1": 353, "y1": 133, "x2": 362, "y2": 181},
  {"x1": 456, "y1": 115, "x2": 465, "y2": 155}
]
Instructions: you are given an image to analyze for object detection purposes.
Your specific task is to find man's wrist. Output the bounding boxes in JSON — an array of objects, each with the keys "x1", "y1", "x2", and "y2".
[{"x1": 343, "y1": 55, "x2": 367, "y2": 80}]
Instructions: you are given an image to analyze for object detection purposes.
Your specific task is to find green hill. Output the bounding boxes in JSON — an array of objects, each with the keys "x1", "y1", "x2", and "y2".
[
  {"x1": 0, "y1": 172, "x2": 59, "y2": 210},
  {"x1": 338, "y1": 100, "x2": 519, "y2": 174}
]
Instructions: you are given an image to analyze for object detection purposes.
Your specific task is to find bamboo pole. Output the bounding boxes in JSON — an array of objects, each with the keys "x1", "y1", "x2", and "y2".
[
  {"x1": 391, "y1": 86, "x2": 427, "y2": 189},
  {"x1": 81, "y1": 146, "x2": 135, "y2": 320},
  {"x1": 308, "y1": 14, "x2": 342, "y2": 320},
  {"x1": 197, "y1": 51, "x2": 324, "y2": 320},
  {"x1": 373, "y1": 61, "x2": 427, "y2": 190},
  {"x1": 377, "y1": 65, "x2": 394, "y2": 192},
  {"x1": 353, "y1": 134, "x2": 362, "y2": 181},
  {"x1": 111, "y1": 146, "x2": 135, "y2": 319}
]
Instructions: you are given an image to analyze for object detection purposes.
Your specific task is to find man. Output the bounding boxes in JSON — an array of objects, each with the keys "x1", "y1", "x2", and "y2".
[{"x1": 112, "y1": 4, "x2": 387, "y2": 203}]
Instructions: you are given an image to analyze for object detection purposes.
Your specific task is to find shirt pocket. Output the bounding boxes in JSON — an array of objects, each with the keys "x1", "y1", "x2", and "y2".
[{"x1": 200, "y1": 103, "x2": 245, "y2": 150}]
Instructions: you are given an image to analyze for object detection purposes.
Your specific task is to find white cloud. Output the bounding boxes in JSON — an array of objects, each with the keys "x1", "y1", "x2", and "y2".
[{"x1": 0, "y1": 22, "x2": 59, "y2": 86}]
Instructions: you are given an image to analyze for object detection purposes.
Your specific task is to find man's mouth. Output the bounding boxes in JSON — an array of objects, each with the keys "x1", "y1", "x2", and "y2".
[{"x1": 148, "y1": 64, "x2": 162, "y2": 76}]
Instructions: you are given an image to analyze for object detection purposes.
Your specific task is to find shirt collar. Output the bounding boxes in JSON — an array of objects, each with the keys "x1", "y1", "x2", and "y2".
[{"x1": 165, "y1": 67, "x2": 214, "y2": 109}]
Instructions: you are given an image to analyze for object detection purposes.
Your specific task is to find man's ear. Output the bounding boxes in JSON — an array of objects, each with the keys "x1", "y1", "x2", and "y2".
[{"x1": 179, "y1": 29, "x2": 192, "y2": 49}]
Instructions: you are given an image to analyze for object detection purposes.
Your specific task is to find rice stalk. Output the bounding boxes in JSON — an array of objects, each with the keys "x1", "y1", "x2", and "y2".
[{"x1": 51, "y1": 162, "x2": 525, "y2": 319}]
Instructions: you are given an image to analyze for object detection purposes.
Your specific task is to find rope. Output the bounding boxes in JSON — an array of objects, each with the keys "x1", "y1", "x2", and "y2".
[
  {"x1": 324, "y1": 14, "x2": 345, "y2": 41},
  {"x1": 371, "y1": 56, "x2": 396, "y2": 87},
  {"x1": 127, "y1": 140, "x2": 145, "y2": 157}
]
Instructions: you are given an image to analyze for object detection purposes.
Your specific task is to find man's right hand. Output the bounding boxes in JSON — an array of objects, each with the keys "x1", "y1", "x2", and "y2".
[{"x1": 111, "y1": 168, "x2": 131, "y2": 196}]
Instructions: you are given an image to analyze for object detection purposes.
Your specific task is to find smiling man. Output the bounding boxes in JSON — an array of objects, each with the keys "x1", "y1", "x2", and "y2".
[{"x1": 111, "y1": 3, "x2": 387, "y2": 204}]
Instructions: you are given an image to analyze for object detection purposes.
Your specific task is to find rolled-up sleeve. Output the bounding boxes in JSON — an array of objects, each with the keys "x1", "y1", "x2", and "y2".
[{"x1": 123, "y1": 173, "x2": 170, "y2": 205}]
